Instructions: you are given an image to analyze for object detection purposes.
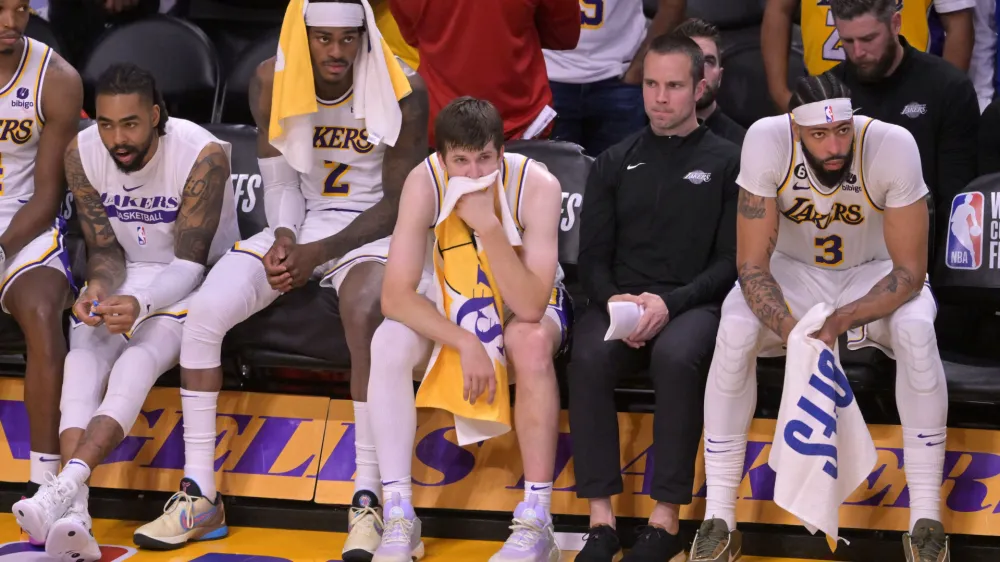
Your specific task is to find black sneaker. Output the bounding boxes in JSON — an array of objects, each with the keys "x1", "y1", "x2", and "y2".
[
  {"x1": 577, "y1": 524, "x2": 622, "y2": 562},
  {"x1": 622, "y1": 525, "x2": 685, "y2": 562}
]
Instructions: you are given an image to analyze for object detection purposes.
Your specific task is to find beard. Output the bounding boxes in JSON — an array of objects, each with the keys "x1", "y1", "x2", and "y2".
[
  {"x1": 696, "y1": 79, "x2": 720, "y2": 111},
  {"x1": 803, "y1": 141, "x2": 855, "y2": 189},
  {"x1": 109, "y1": 134, "x2": 154, "y2": 173},
  {"x1": 849, "y1": 40, "x2": 899, "y2": 82}
]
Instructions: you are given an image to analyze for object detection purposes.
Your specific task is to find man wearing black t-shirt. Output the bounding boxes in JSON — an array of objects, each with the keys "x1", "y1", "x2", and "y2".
[
  {"x1": 827, "y1": 0, "x2": 979, "y2": 238},
  {"x1": 568, "y1": 33, "x2": 739, "y2": 562},
  {"x1": 674, "y1": 18, "x2": 746, "y2": 146}
]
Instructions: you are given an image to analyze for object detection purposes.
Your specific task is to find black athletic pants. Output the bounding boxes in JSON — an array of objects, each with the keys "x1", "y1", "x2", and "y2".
[{"x1": 567, "y1": 302, "x2": 720, "y2": 505}]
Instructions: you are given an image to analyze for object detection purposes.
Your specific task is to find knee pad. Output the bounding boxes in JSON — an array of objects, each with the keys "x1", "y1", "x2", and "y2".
[
  {"x1": 370, "y1": 320, "x2": 429, "y2": 380},
  {"x1": 94, "y1": 346, "x2": 161, "y2": 436},
  {"x1": 891, "y1": 318, "x2": 942, "y2": 394},
  {"x1": 180, "y1": 286, "x2": 245, "y2": 370},
  {"x1": 59, "y1": 348, "x2": 111, "y2": 434},
  {"x1": 709, "y1": 317, "x2": 761, "y2": 395}
]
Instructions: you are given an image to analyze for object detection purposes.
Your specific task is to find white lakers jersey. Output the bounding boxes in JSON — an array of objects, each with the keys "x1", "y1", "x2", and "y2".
[
  {"x1": 77, "y1": 118, "x2": 240, "y2": 266},
  {"x1": 300, "y1": 88, "x2": 386, "y2": 214},
  {"x1": 425, "y1": 152, "x2": 565, "y2": 287},
  {"x1": 737, "y1": 115, "x2": 928, "y2": 270},
  {"x1": 0, "y1": 37, "x2": 53, "y2": 218},
  {"x1": 543, "y1": 0, "x2": 645, "y2": 84}
]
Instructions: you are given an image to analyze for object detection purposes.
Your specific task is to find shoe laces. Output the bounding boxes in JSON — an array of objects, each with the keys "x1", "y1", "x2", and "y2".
[
  {"x1": 582, "y1": 524, "x2": 617, "y2": 547},
  {"x1": 911, "y1": 527, "x2": 945, "y2": 561},
  {"x1": 37, "y1": 473, "x2": 76, "y2": 514},
  {"x1": 505, "y1": 516, "x2": 545, "y2": 550},
  {"x1": 692, "y1": 520, "x2": 727, "y2": 559},
  {"x1": 349, "y1": 505, "x2": 383, "y2": 536},
  {"x1": 382, "y1": 512, "x2": 414, "y2": 545},
  {"x1": 162, "y1": 491, "x2": 196, "y2": 529}
]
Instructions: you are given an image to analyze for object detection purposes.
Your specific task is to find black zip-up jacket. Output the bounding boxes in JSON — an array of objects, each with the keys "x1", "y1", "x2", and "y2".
[{"x1": 577, "y1": 124, "x2": 740, "y2": 317}]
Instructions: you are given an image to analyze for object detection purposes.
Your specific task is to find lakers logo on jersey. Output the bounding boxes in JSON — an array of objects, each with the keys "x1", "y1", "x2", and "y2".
[
  {"x1": 312, "y1": 126, "x2": 375, "y2": 154},
  {"x1": 782, "y1": 197, "x2": 865, "y2": 229}
]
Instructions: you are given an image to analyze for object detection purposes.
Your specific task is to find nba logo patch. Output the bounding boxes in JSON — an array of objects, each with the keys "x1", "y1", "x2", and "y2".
[
  {"x1": 136, "y1": 225, "x2": 146, "y2": 246},
  {"x1": 945, "y1": 192, "x2": 984, "y2": 270},
  {"x1": 824, "y1": 105, "x2": 835, "y2": 123}
]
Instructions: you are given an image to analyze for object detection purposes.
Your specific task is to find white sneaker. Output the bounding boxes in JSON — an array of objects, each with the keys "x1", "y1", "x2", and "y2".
[
  {"x1": 46, "y1": 485, "x2": 102, "y2": 562},
  {"x1": 343, "y1": 490, "x2": 383, "y2": 562},
  {"x1": 12, "y1": 472, "x2": 78, "y2": 543}
]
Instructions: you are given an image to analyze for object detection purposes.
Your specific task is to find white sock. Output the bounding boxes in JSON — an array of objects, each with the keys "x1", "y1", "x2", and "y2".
[
  {"x1": 902, "y1": 426, "x2": 946, "y2": 531},
  {"x1": 525, "y1": 481, "x2": 553, "y2": 510},
  {"x1": 703, "y1": 432, "x2": 746, "y2": 531},
  {"x1": 61, "y1": 459, "x2": 91, "y2": 488},
  {"x1": 353, "y1": 401, "x2": 382, "y2": 498},
  {"x1": 181, "y1": 389, "x2": 219, "y2": 499},
  {"x1": 29, "y1": 452, "x2": 60, "y2": 485},
  {"x1": 383, "y1": 476, "x2": 412, "y2": 504}
]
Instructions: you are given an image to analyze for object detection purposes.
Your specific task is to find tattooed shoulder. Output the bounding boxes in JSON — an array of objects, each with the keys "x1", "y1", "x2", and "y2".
[{"x1": 737, "y1": 189, "x2": 767, "y2": 219}]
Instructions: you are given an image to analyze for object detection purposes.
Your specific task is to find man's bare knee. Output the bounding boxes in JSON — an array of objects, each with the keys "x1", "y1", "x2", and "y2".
[{"x1": 504, "y1": 321, "x2": 557, "y2": 382}]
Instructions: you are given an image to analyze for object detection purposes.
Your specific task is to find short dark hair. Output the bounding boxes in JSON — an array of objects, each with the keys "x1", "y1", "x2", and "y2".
[
  {"x1": 95, "y1": 62, "x2": 168, "y2": 136},
  {"x1": 646, "y1": 33, "x2": 705, "y2": 84},
  {"x1": 434, "y1": 97, "x2": 504, "y2": 156},
  {"x1": 673, "y1": 18, "x2": 722, "y2": 54},
  {"x1": 829, "y1": 0, "x2": 898, "y2": 23},
  {"x1": 788, "y1": 72, "x2": 852, "y2": 112}
]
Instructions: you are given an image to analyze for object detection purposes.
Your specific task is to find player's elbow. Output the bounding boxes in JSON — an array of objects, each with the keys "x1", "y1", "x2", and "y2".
[{"x1": 380, "y1": 278, "x2": 414, "y2": 322}]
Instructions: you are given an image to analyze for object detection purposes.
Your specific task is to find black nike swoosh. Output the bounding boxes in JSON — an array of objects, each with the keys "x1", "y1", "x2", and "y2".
[{"x1": 123, "y1": 184, "x2": 144, "y2": 192}]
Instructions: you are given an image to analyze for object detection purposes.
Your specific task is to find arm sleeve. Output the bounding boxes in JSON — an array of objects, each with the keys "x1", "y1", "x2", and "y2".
[
  {"x1": 662, "y1": 153, "x2": 739, "y2": 316},
  {"x1": 868, "y1": 124, "x2": 930, "y2": 209},
  {"x1": 577, "y1": 148, "x2": 621, "y2": 308},
  {"x1": 131, "y1": 258, "x2": 206, "y2": 316},
  {"x1": 735, "y1": 117, "x2": 790, "y2": 198},
  {"x1": 978, "y1": 101, "x2": 1000, "y2": 175},
  {"x1": 259, "y1": 155, "x2": 306, "y2": 238},
  {"x1": 536, "y1": 0, "x2": 582, "y2": 50},
  {"x1": 933, "y1": 77, "x2": 979, "y2": 211}
]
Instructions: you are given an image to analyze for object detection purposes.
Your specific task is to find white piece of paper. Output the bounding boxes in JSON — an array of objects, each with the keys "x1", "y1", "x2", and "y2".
[{"x1": 604, "y1": 301, "x2": 644, "y2": 341}]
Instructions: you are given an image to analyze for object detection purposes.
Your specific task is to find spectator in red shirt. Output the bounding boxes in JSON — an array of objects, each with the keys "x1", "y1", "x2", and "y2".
[{"x1": 390, "y1": 0, "x2": 580, "y2": 145}]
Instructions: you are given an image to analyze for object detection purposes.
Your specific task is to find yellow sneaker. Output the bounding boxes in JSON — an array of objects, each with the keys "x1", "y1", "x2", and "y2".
[
  {"x1": 133, "y1": 478, "x2": 227, "y2": 550},
  {"x1": 343, "y1": 490, "x2": 384, "y2": 562}
]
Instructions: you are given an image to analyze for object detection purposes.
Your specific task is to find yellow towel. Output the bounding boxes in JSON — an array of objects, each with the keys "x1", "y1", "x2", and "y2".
[
  {"x1": 415, "y1": 168, "x2": 523, "y2": 446},
  {"x1": 270, "y1": 0, "x2": 412, "y2": 173}
]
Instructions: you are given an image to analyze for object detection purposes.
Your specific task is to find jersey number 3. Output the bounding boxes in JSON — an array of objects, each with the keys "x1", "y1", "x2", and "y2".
[
  {"x1": 814, "y1": 234, "x2": 844, "y2": 266},
  {"x1": 323, "y1": 161, "x2": 350, "y2": 197}
]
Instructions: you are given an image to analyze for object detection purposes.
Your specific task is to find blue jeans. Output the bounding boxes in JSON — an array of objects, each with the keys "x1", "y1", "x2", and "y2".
[{"x1": 549, "y1": 77, "x2": 648, "y2": 156}]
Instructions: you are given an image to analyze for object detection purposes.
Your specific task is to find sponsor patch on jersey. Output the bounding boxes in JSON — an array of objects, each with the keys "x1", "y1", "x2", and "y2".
[
  {"x1": 684, "y1": 170, "x2": 711, "y2": 184},
  {"x1": 945, "y1": 192, "x2": 984, "y2": 270}
]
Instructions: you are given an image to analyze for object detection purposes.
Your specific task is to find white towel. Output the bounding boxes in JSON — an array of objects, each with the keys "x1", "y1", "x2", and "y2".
[
  {"x1": 270, "y1": 0, "x2": 411, "y2": 174},
  {"x1": 435, "y1": 171, "x2": 522, "y2": 246},
  {"x1": 768, "y1": 303, "x2": 878, "y2": 546}
]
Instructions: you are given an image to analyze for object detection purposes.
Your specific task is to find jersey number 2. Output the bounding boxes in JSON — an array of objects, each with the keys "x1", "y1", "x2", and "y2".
[
  {"x1": 323, "y1": 161, "x2": 350, "y2": 197},
  {"x1": 814, "y1": 234, "x2": 844, "y2": 266},
  {"x1": 580, "y1": 0, "x2": 604, "y2": 29},
  {"x1": 822, "y1": 10, "x2": 845, "y2": 62}
]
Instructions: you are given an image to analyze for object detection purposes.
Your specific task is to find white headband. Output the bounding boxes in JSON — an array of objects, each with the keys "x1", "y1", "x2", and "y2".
[
  {"x1": 305, "y1": 2, "x2": 364, "y2": 27},
  {"x1": 791, "y1": 98, "x2": 853, "y2": 126}
]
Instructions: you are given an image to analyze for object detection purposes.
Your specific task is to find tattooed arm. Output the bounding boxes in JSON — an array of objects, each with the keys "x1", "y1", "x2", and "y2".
[
  {"x1": 815, "y1": 197, "x2": 928, "y2": 345},
  {"x1": 736, "y1": 188, "x2": 797, "y2": 343},
  {"x1": 66, "y1": 138, "x2": 125, "y2": 298}
]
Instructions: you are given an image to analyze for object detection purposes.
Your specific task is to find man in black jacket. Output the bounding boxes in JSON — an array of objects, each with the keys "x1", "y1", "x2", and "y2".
[
  {"x1": 827, "y1": 0, "x2": 979, "y2": 242},
  {"x1": 568, "y1": 33, "x2": 739, "y2": 562}
]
